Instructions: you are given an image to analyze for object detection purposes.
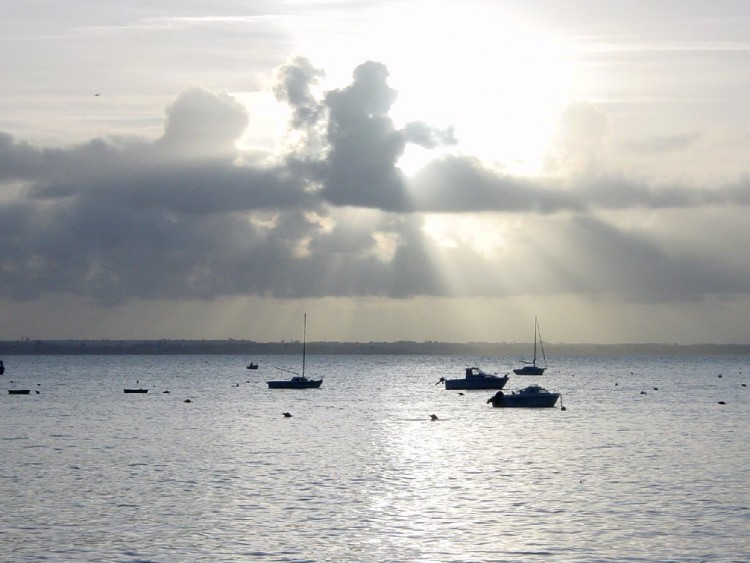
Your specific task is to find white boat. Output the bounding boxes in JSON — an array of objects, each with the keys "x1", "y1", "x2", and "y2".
[
  {"x1": 438, "y1": 367, "x2": 509, "y2": 390},
  {"x1": 267, "y1": 314, "x2": 323, "y2": 389},
  {"x1": 487, "y1": 384, "x2": 560, "y2": 408},
  {"x1": 513, "y1": 317, "x2": 547, "y2": 375}
]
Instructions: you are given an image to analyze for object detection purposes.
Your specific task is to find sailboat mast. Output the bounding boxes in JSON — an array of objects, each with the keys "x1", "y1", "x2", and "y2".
[
  {"x1": 302, "y1": 314, "x2": 307, "y2": 377},
  {"x1": 533, "y1": 316, "x2": 538, "y2": 366}
]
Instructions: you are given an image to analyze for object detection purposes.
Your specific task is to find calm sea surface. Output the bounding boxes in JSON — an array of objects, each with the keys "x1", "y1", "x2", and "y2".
[{"x1": 1, "y1": 354, "x2": 749, "y2": 562}]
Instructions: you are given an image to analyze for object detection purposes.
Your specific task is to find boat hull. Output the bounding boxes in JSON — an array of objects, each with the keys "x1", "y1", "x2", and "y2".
[
  {"x1": 267, "y1": 379, "x2": 322, "y2": 389},
  {"x1": 488, "y1": 386, "x2": 559, "y2": 408},
  {"x1": 513, "y1": 366, "x2": 546, "y2": 375},
  {"x1": 445, "y1": 376, "x2": 508, "y2": 390},
  {"x1": 123, "y1": 389, "x2": 148, "y2": 393},
  {"x1": 490, "y1": 395, "x2": 559, "y2": 408},
  {"x1": 442, "y1": 367, "x2": 509, "y2": 390},
  {"x1": 8, "y1": 389, "x2": 31, "y2": 395}
]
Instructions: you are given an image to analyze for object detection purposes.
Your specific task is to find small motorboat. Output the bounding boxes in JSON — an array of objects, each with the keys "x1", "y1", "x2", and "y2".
[
  {"x1": 487, "y1": 384, "x2": 560, "y2": 408},
  {"x1": 123, "y1": 388, "x2": 149, "y2": 394},
  {"x1": 246, "y1": 362, "x2": 259, "y2": 370},
  {"x1": 8, "y1": 389, "x2": 31, "y2": 395},
  {"x1": 438, "y1": 367, "x2": 509, "y2": 390}
]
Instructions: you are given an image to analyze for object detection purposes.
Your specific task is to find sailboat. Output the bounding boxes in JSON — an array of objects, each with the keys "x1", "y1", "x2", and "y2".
[
  {"x1": 267, "y1": 314, "x2": 323, "y2": 389},
  {"x1": 513, "y1": 317, "x2": 547, "y2": 375}
]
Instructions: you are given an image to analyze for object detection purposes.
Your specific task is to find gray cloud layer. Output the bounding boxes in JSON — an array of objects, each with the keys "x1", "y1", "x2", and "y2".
[{"x1": 2, "y1": 58, "x2": 750, "y2": 305}]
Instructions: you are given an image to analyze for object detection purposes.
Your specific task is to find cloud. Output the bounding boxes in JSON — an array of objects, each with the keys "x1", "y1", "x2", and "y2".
[
  {"x1": 2, "y1": 59, "x2": 750, "y2": 309},
  {"x1": 545, "y1": 101, "x2": 611, "y2": 175},
  {"x1": 559, "y1": 215, "x2": 739, "y2": 303},
  {"x1": 622, "y1": 132, "x2": 703, "y2": 153},
  {"x1": 156, "y1": 87, "x2": 250, "y2": 160},
  {"x1": 273, "y1": 58, "x2": 456, "y2": 210},
  {"x1": 273, "y1": 56, "x2": 326, "y2": 130}
]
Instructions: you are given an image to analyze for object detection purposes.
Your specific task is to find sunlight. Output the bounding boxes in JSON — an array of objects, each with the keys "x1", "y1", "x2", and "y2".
[
  {"x1": 423, "y1": 214, "x2": 513, "y2": 259},
  {"x1": 233, "y1": 90, "x2": 292, "y2": 161},
  {"x1": 369, "y1": 2, "x2": 573, "y2": 175},
  {"x1": 258, "y1": 3, "x2": 572, "y2": 175}
]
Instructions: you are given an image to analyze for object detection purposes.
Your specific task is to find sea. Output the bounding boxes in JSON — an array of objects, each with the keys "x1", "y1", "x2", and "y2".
[{"x1": 1, "y1": 354, "x2": 749, "y2": 562}]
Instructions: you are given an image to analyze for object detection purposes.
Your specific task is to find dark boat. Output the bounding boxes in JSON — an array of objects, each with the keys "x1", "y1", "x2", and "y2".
[
  {"x1": 123, "y1": 388, "x2": 149, "y2": 393},
  {"x1": 513, "y1": 317, "x2": 547, "y2": 375},
  {"x1": 267, "y1": 376, "x2": 322, "y2": 389},
  {"x1": 487, "y1": 385, "x2": 560, "y2": 408},
  {"x1": 247, "y1": 362, "x2": 259, "y2": 370},
  {"x1": 439, "y1": 367, "x2": 509, "y2": 390},
  {"x1": 8, "y1": 389, "x2": 30, "y2": 395},
  {"x1": 267, "y1": 314, "x2": 323, "y2": 389}
]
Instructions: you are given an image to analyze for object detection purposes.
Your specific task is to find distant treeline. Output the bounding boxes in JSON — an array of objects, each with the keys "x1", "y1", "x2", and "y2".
[{"x1": 1, "y1": 339, "x2": 750, "y2": 356}]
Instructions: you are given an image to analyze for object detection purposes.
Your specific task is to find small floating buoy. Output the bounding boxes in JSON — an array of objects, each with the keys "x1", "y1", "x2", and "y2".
[
  {"x1": 430, "y1": 414, "x2": 439, "y2": 421},
  {"x1": 184, "y1": 399, "x2": 192, "y2": 403},
  {"x1": 718, "y1": 374, "x2": 723, "y2": 378},
  {"x1": 457, "y1": 392, "x2": 464, "y2": 396},
  {"x1": 640, "y1": 391, "x2": 647, "y2": 395},
  {"x1": 163, "y1": 390, "x2": 170, "y2": 393},
  {"x1": 282, "y1": 412, "x2": 292, "y2": 418},
  {"x1": 653, "y1": 387, "x2": 658, "y2": 391},
  {"x1": 718, "y1": 401, "x2": 726, "y2": 405}
]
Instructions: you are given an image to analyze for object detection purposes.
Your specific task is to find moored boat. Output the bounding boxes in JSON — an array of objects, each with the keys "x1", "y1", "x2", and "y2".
[
  {"x1": 438, "y1": 367, "x2": 509, "y2": 390},
  {"x1": 8, "y1": 389, "x2": 30, "y2": 395},
  {"x1": 487, "y1": 384, "x2": 560, "y2": 408},
  {"x1": 513, "y1": 317, "x2": 547, "y2": 375},
  {"x1": 123, "y1": 388, "x2": 149, "y2": 393},
  {"x1": 267, "y1": 314, "x2": 323, "y2": 389},
  {"x1": 267, "y1": 376, "x2": 322, "y2": 389}
]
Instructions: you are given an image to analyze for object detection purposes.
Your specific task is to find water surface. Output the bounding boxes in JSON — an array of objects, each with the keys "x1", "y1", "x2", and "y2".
[{"x1": 2, "y1": 354, "x2": 748, "y2": 561}]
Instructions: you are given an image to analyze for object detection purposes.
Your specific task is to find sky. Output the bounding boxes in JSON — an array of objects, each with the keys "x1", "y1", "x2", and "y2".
[{"x1": 2, "y1": 0, "x2": 750, "y2": 344}]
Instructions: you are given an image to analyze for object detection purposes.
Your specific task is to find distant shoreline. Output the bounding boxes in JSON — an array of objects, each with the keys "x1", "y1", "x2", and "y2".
[{"x1": 2, "y1": 340, "x2": 750, "y2": 356}]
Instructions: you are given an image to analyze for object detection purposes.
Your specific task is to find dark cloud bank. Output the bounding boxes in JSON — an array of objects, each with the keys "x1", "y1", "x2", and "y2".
[{"x1": 1, "y1": 57, "x2": 749, "y2": 305}]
